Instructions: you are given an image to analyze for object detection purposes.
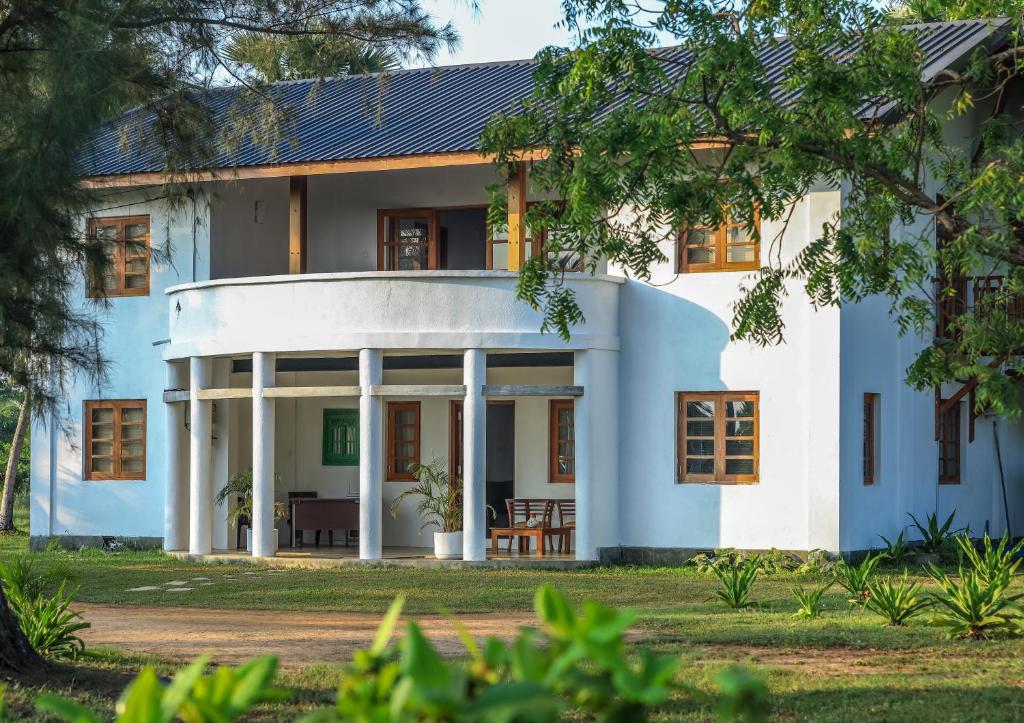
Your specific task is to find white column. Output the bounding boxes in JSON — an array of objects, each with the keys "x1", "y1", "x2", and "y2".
[
  {"x1": 164, "y1": 361, "x2": 188, "y2": 551},
  {"x1": 188, "y1": 357, "x2": 213, "y2": 555},
  {"x1": 574, "y1": 351, "x2": 594, "y2": 560},
  {"x1": 251, "y1": 352, "x2": 277, "y2": 558},
  {"x1": 359, "y1": 349, "x2": 383, "y2": 560},
  {"x1": 463, "y1": 349, "x2": 487, "y2": 561}
]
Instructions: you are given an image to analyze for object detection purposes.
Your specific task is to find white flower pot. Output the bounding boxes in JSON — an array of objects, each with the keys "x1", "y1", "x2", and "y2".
[
  {"x1": 434, "y1": 531, "x2": 463, "y2": 560},
  {"x1": 245, "y1": 528, "x2": 279, "y2": 554}
]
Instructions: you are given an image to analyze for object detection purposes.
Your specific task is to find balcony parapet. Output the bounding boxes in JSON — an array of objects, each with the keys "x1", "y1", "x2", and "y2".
[{"x1": 164, "y1": 271, "x2": 623, "y2": 359}]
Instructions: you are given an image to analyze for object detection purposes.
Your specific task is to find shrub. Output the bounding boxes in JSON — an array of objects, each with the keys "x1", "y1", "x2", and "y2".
[
  {"x1": 36, "y1": 586, "x2": 770, "y2": 722},
  {"x1": 907, "y1": 511, "x2": 963, "y2": 554},
  {"x1": 878, "y1": 530, "x2": 915, "y2": 565},
  {"x1": 791, "y1": 581, "x2": 832, "y2": 619},
  {"x1": 0, "y1": 557, "x2": 64, "y2": 601},
  {"x1": 864, "y1": 574, "x2": 931, "y2": 626},
  {"x1": 955, "y1": 532, "x2": 1023, "y2": 586},
  {"x1": 712, "y1": 558, "x2": 760, "y2": 609},
  {"x1": 836, "y1": 553, "x2": 882, "y2": 606},
  {"x1": 0, "y1": 558, "x2": 88, "y2": 660},
  {"x1": 12, "y1": 581, "x2": 90, "y2": 660},
  {"x1": 927, "y1": 565, "x2": 1023, "y2": 639}
]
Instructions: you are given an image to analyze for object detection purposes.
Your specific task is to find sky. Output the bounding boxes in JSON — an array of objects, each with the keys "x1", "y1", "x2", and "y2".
[{"x1": 419, "y1": 0, "x2": 580, "y2": 67}]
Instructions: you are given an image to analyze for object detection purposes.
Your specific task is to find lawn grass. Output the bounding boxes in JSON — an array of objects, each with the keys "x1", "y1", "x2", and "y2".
[{"x1": 1, "y1": 517, "x2": 1023, "y2": 721}]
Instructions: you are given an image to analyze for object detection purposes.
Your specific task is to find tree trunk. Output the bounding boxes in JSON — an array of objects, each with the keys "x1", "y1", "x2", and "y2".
[
  {"x1": 0, "y1": 388, "x2": 28, "y2": 532},
  {"x1": 0, "y1": 583, "x2": 41, "y2": 671}
]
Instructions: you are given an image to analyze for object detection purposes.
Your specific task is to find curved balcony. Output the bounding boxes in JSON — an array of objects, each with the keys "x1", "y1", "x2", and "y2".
[{"x1": 164, "y1": 271, "x2": 623, "y2": 359}]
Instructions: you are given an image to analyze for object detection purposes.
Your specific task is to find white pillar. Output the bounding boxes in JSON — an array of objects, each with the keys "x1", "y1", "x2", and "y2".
[
  {"x1": 463, "y1": 349, "x2": 487, "y2": 561},
  {"x1": 574, "y1": 351, "x2": 594, "y2": 560},
  {"x1": 251, "y1": 352, "x2": 277, "y2": 558},
  {"x1": 164, "y1": 361, "x2": 188, "y2": 551},
  {"x1": 188, "y1": 357, "x2": 213, "y2": 555},
  {"x1": 359, "y1": 349, "x2": 383, "y2": 560}
]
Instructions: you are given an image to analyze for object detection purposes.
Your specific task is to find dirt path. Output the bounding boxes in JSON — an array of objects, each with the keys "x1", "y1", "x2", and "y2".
[{"x1": 75, "y1": 603, "x2": 536, "y2": 669}]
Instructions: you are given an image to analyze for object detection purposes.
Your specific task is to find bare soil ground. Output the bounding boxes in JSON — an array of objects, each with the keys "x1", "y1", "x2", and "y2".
[{"x1": 75, "y1": 603, "x2": 537, "y2": 669}]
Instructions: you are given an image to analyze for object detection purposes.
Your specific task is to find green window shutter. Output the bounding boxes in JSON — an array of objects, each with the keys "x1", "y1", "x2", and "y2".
[{"x1": 323, "y1": 409, "x2": 359, "y2": 466}]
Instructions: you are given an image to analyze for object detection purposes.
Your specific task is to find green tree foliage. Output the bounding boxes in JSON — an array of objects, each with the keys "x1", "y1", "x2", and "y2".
[
  {"x1": 225, "y1": 27, "x2": 401, "y2": 82},
  {"x1": 0, "y1": 1, "x2": 456, "y2": 414},
  {"x1": 482, "y1": 0, "x2": 1024, "y2": 416}
]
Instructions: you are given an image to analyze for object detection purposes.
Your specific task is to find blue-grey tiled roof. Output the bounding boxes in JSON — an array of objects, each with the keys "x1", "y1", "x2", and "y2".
[{"x1": 82, "y1": 18, "x2": 1011, "y2": 178}]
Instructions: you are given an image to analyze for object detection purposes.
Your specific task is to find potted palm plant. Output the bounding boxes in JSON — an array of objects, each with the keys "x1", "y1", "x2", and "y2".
[
  {"x1": 215, "y1": 468, "x2": 287, "y2": 553},
  {"x1": 389, "y1": 459, "x2": 493, "y2": 559}
]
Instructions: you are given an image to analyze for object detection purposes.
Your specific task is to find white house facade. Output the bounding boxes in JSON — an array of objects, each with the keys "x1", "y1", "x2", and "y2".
[{"x1": 29, "y1": 19, "x2": 1024, "y2": 561}]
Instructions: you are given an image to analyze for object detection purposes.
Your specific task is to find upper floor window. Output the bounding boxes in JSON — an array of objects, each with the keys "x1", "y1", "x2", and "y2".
[
  {"x1": 677, "y1": 391, "x2": 758, "y2": 483},
  {"x1": 488, "y1": 203, "x2": 583, "y2": 272},
  {"x1": 386, "y1": 401, "x2": 421, "y2": 481},
  {"x1": 87, "y1": 216, "x2": 150, "y2": 297},
  {"x1": 84, "y1": 400, "x2": 146, "y2": 480},
  {"x1": 323, "y1": 409, "x2": 358, "y2": 466},
  {"x1": 678, "y1": 207, "x2": 759, "y2": 273},
  {"x1": 938, "y1": 401, "x2": 961, "y2": 484},
  {"x1": 378, "y1": 210, "x2": 438, "y2": 271}
]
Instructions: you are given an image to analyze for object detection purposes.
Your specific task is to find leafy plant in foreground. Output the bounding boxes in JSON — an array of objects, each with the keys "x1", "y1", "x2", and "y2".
[
  {"x1": 927, "y1": 565, "x2": 1024, "y2": 639},
  {"x1": 712, "y1": 558, "x2": 760, "y2": 609},
  {"x1": 864, "y1": 574, "x2": 931, "y2": 626},
  {"x1": 908, "y1": 511, "x2": 963, "y2": 554},
  {"x1": 38, "y1": 654, "x2": 287, "y2": 722},
  {"x1": 792, "y1": 581, "x2": 832, "y2": 620},
  {"x1": 836, "y1": 553, "x2": 883, "y2": 607},
  {"x1": 878, "y1": 530, "x2": 915, "y2": 565},
  {"x1": 955, "y1": 532, "x2": 1023, "y2": 586},
  {"x1": 35, "y1": 586, "x2": 770, "y2": 722}
]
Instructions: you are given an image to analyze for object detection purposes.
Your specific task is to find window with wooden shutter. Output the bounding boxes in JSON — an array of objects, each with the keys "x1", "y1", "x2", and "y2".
[
  {"x1": 87, "y1": 216, "x2": 150, "y2": 297},
  {"x1": 678, "y1": 207, "x2": 759, "y2": 273},
  {"x1": 378, "y1": 210, "x2": 438, "y2": 270},
  {"x1": 677, "y1": 392, "x2": 759, "y2": 483},
  {"x1": 386, "y1": 401, "x2": 421, "y2": 481},
  {"x1": 323, "y1": 409, "x2": 358, "y2": 466},
  {"x1": 549, "y1": 399, "x2": 575, "y2": 483},
  {"x1": 84, "y1": 400, "x2": 147, "y2": 480},
  {"x1": 863, "y1": 393, "x2": 880, "y2": 485},
  {"x1": 938, "y1": 401, "x2": 961, "y2": 484}
]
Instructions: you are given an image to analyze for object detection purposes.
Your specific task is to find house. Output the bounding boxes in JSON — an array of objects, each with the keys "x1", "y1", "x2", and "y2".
[{"x1": 29, "y1": 18, "x2": 1024, "y2": 562}]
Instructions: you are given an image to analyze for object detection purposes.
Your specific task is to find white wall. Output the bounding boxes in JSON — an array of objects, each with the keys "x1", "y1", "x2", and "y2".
[
  {"x1": 611, "y1": 186, "x2": 843, "y2": 552},
  {"x1": 31, "y1": 190, "x2": 211, "y2": 540}
]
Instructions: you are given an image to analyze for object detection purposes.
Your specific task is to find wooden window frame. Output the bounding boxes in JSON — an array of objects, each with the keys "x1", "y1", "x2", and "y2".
[
  {"x1": 376, "y1": 209, "x2": 439, "y2": 271},
  {"x1": 86, "y1": 215, "x2": 151, "y2": 297},
  {"x1": 678, "y1": 206, "x2": 760, "y2": 273},
  {"x1": 549, "y1": 399, "x2": 575, "y2": 483},
  {"x1": 676, "y1": 391, "x2": 759, "y2": 484},
  {"x1": 938, "y1": 400, "x2": 961, "y2": 485},
  {"x1": 322, "y1": 408, "x2": 359, "y2": 466},
  {"x1": 386, "y1": 401, "x2": 421, "y2": 481},
  {"x1": 486, "y1": 201, "x2": 584, "y2": 272},
  {"x1": 863, "y1": 393, "x2": 879, "y2": 485},
  {"x1": 84, "y1": 399, "x2": 147, "y2": 481}
]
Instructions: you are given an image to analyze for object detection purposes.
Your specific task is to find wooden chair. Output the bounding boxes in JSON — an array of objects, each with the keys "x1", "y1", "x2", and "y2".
[
  {"x1": 553, "y1": 500, "x2": 575, "y2": 554},
  {"x1": 491, "y1": 499, "x2": 556, "y2": 556}
]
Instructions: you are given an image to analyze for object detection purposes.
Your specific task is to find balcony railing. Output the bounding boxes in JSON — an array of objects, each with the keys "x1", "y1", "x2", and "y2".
[{"x1": 936, "y1": 274, "x2": 1024, "y2": 340}]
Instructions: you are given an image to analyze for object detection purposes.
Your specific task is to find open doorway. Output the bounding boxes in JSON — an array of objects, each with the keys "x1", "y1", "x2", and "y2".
[{"x1": 450, "y1": 400, "x2": 515, "y2": 533}]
